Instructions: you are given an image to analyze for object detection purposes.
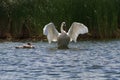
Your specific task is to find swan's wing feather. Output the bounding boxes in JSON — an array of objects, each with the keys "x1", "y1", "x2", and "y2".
[
  {"x1": 67, "y1": 22, "x2": 88, "y2": 42},
  {"x1": 43, "y1": 22, "x2": 59, "y2": 43}
]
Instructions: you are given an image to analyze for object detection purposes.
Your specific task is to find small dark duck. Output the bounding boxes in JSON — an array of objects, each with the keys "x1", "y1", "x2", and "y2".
[{"x1": 15, "y1": 43, "x2": 35, "y2": 49}]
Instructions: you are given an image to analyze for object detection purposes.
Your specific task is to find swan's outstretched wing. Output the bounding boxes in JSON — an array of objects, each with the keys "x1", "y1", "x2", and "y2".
[
  {"x1": 43, "y1": 22, "x2": 59, "y2": 43},
  {"x1": 67, "y1": 22, "x2": 88, "y2": 42}
]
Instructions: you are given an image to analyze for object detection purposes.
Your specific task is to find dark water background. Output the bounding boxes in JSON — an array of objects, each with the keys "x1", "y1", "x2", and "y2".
[{"x1": 0, "y1": 40, "x2": 120, "y2": 80}]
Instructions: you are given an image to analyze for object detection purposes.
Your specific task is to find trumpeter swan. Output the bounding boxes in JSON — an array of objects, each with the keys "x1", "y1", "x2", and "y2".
[{"x1": 43, "y1": 22, "x2": 88, "y2": 49}]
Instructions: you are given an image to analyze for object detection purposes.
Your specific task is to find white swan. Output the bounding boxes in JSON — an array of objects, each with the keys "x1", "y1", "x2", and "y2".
[{"x1": 43, "y1": 22, "x2": 88, "y2": 49}]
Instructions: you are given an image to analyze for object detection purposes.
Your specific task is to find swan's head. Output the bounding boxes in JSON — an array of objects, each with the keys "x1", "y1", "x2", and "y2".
[{"x1": 61, "y1": 22, "x2": 66, "y2": 27}]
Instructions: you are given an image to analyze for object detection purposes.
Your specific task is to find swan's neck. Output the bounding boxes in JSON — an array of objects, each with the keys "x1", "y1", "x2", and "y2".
[{"x1": 61, "y1": 23, "x2": 66, "y2": 33}]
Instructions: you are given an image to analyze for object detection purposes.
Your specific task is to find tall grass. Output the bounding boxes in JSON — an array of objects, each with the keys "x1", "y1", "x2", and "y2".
[{"x1": 0, "y1": 0, "x2": 120, "y2": 39}]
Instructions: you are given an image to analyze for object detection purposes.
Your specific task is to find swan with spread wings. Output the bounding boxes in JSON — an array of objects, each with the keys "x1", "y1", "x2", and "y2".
[{"x1": 43, "y1": 22, "x2": 88, "y2": 49}]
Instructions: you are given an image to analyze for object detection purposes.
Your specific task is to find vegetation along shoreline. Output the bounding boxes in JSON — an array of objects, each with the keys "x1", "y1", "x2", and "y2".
[{"x1": 0, "y1": 0, "x2": 120, "y2": 40}]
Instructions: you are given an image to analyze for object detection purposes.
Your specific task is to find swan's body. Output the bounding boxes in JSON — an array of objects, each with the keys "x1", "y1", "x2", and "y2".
[{"x1": 43, "y1": 22, "x2": 88, "y2": 49}]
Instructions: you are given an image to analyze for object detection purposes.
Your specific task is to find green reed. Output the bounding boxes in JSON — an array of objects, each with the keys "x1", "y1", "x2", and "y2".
[{"x1": 0, "y1": 0, "x2": 120, "y2": 39}]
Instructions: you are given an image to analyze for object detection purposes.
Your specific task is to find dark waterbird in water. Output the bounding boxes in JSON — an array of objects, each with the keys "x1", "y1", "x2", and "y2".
[
  {"x1": 15, "y1": 43, "x2": 35, "y2": 49},
  {"x1": 43, "y1": 22, "x2": 88, "y2": 49}
]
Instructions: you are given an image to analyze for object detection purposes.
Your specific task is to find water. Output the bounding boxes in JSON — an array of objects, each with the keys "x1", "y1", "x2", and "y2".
[{"x1": 0, "y1": 40, "x2": 120, "y2": 80}]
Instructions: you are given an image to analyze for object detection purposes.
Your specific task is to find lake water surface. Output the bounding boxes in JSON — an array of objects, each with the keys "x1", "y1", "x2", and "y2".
[{"x1": 0, "y1": 40, "x2": 120, "y2": 80}]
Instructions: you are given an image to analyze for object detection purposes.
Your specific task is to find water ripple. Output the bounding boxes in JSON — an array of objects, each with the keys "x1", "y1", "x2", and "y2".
[{"x1": 0, "y1": 41, "x2": 120, "y2": 80}]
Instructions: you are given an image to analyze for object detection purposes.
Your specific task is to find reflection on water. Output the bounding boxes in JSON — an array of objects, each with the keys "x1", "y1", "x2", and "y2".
[{"x1": 0, "y1": 41, "x2": 120, "y2": 80}]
